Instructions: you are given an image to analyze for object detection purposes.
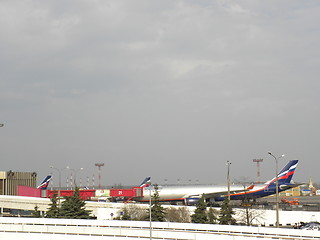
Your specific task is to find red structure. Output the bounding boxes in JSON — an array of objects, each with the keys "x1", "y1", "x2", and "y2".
[
  {"x1": 17, "y1": 185, "x2": 144, "y2": 201},
  {"x1": 110, "y1": 187, "x2": 143, "y2": 198},
  {"x1": 18, "y1": 185, "x2": 41, "y2": 197},
  {"x1": 95, "y1": 163, "x2": 104, "y2": 189},
  {"x1": 46, "y1": 189, "x2": 95, "y2": 200}
]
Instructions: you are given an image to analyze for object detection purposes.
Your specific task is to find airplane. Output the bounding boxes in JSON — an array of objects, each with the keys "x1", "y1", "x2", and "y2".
[
  {"x1": 133, "y1": 160, "x2": 300, "y2": 205},
  {"x1": 37, "y1": 175, "x2": 52, "y2": 190}
]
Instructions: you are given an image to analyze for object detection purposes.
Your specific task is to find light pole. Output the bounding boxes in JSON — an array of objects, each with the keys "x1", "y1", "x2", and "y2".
[
  {"x1": 227, "y1": 161, "x2": 231, "y2": 201},
  {"x1": 67, "y1": 166, "x2": 83, "y2": 189},
  {"x1": 50, "y1": 166, "x2": 68, "y2": 206},
  {"x1": 268, "y1": 152, "x2": 285, "y2": 228},
  {"x1": 148, "y1": 179, "x2": 152, "y2": 240}
]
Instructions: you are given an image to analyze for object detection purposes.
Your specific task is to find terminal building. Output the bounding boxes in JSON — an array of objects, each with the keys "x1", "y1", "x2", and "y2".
[{"x1": 0, "y1": 171, "x2": 37, "y2": 196}]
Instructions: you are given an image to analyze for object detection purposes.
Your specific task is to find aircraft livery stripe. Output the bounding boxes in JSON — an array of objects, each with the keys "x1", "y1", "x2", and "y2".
[
  {"x1": 229, "y1": 185, "x2": 269, "y2": 197},
  {"x1": 268, "y1": 168, "x2": 296, "y2": 184}
]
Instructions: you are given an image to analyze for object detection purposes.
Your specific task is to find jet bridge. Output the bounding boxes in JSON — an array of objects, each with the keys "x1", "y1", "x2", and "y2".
[{"x1": 110, "y1": 187, "x2": 144, "y2": 198}]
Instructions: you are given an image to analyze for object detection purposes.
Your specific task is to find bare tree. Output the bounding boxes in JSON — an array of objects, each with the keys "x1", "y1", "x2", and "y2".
[
  {"x1": 166, "y1": 206, "x2": 191, "y2": 223},
  {"x1": 236, "y1": 207, "x2": 266, "y2": 226},
  {"x1": 119, "y1": 204, "x2": 148, "y2": 221}
]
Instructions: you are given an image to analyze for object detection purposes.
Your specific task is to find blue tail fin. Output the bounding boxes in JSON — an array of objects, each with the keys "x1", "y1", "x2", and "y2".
[
  {"x1": 139, "y1": 177, "x2": 151, "y2": 187},
  {"x1": 266, "y1": 160, "x2": 299, "y2": 185},
  {"x1": 37, "y1": 175, "x2": 52, "y2": 190}
]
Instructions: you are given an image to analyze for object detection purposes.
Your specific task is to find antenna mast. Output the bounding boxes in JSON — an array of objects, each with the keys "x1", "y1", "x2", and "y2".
[{"x1": 95, "y1": 163, "x2": 104, "y2": 189}]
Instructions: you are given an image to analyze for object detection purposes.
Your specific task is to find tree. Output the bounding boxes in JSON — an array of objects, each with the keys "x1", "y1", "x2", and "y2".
[
  {"x1": 120, "y1": 207, "x2": 131, "y2": 220},
  {"x1": 207, "y1": 207, "x2": 218, "y2": 224},
  {"x1": 166, "y1": 207, "x2": 191, "y2": 223},
  {"x1": 59, "y1": 187, "x2": 92, "y2": 219},
  {"x1": 235, "y1": 179, "x2": 255, "y2": 226},
  {"x1": 191, "y1": 195, "x2": 208, "y2": 223},
  {"x1": 146, "y1": 185, "x2": 166, "y2": 222},
  {"x1": 32, "y1": 205, "x2": 42, "y2": 218},
  {"x1": 218, "y1": 198, "x2": 236, "y2": 225},
  {"x1": 120, "y1": 204, "x2": 147, "y2": 221},
  {"x1": 237, "y1": 205, "x2": 266, "y2": 226},
  {"x1": 46, "y1": 192, "x2": 60, "y2": 218}
]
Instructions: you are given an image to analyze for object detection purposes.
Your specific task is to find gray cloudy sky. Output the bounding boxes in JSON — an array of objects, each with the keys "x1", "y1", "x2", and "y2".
[{"x1": 1, "y1": 0, "x2": 319, "y2": 187}]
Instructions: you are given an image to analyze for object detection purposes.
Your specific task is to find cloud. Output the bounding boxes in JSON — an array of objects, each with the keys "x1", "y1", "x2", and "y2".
[{"x1": 0, "y1": 0, "x2": 320, "y2": 185}]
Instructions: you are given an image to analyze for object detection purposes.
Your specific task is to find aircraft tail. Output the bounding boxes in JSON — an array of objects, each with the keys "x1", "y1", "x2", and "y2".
[
  {"x1": 139, "y1": 177, "x2": 151, "y2": 187},
  {"x1": 37, "y1": 175, "x2": 52, "y2": 190},
  {"x1": 265, "y1": 160, "x2": 299, "y2": 185}
]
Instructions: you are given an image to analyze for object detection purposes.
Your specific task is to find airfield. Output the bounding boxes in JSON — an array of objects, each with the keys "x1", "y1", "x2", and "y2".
[{"x1": 256, "y1": 195, "x2": 320, "y2": 211}]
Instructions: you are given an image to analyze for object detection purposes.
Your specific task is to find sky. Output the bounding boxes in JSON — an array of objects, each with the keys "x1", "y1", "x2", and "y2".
[{"x1": 0, "y1": 0, "x2": 319, "y2": 187}]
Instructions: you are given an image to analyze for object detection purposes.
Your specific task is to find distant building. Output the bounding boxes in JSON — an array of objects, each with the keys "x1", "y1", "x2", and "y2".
[
  {"x1": 309, "y1": 176, "x2": 316, "y2": 196},
  {"x1": 301, "y1": 189, "x2": 311, "y2": 196},
  {"x1": 279, "y1": 186, "x2": 301, "y2": 197},
  {"x1": 0, "y1": 171, "x2": 37, "y2": 195}
]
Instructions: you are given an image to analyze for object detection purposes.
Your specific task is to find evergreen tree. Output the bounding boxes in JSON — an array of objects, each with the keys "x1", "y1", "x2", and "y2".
[
  {"x1": 46, "y1": 192, "x2": 60, "y2": 218},
  {"x1": 59, "y1": 187, "x2": 92, "y2": 219},
  {"x1": 146, "y1": 185, "x2": 166, "y2": 222},
  {"x1": 32, "y1": 205, "x2": 42, "y2": 218},
  {"x1": 191, "y1": 195, "x2": 208, "y2": 223},
  {"x1": 121, "y1": 207, "x2": 131, "y2": 220},
  {"x1": 218, "y1": 198, "x2": 236, "y2": 225},
  {"x1": 207, "y1": 207, "x2": 218, "y2": 224}
]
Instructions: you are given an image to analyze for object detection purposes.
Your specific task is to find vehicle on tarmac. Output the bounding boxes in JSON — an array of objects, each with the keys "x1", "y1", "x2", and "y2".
[{"x1": 299, "y1": 222, "x2": 320, "y2": 231}]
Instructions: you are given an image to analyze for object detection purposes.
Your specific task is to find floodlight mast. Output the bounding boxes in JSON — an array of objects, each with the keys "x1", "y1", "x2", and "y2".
[{"x1": 67, "y1": 166, "x2": 84, "y2": 189}]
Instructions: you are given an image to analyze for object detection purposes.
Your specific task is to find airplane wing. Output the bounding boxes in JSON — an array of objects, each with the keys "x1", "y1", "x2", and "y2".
[
  {"x1": 202, "y1": 185, "x2": 255, "y2": 200},
  {"x1": 203, "y1": 189, "x2": 246, "y2": 200},
  {"x1": 279, "y1": 183, "x2": 304, "y2": 191}
]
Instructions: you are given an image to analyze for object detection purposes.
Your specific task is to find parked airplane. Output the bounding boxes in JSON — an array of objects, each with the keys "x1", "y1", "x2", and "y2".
[
  {"x1": 134, "y1": 160, "x2": 300, "y2": 205},
  {"x1": 37, "y1": 175, "x2": 52, "y2": 190}
]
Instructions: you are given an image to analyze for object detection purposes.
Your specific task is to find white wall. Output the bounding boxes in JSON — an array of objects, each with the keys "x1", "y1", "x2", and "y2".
[
  {"x1": 233, "y1": 208, "x2": 320, "y2": 226},
  {"x1": 0, "y1": 217, "x2": 319, "y2": 240}
]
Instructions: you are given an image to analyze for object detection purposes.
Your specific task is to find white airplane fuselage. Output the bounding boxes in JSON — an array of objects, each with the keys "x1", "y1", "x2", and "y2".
[{"x1": 134, "y1": 184, "x2": 245, "y2": 202}]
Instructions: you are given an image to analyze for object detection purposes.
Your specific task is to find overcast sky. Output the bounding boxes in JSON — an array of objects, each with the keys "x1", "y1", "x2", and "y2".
[{"x1": 1, "y1": 0, "x2": 319, "y2": 187}]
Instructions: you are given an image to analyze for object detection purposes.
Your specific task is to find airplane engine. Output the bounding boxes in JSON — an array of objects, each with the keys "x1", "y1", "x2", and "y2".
[{"x1": 185, "y1": 197, "x2": 199, "y2": 206}]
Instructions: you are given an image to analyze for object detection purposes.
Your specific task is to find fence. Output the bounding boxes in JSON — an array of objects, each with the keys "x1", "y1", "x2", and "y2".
[{"x1": 0, "y1": 217, "x2": 319, "y2": 240}]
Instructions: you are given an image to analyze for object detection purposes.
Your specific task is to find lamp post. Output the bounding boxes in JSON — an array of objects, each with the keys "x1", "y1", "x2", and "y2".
[
  {"x1": 149, "y1": 181, "x2": 152, "y2": 240},
  {"x1": 227, "y1": 161, "x2": 231, "y2": 201},
  {"x1": 50, "y1": 166, "x2": 68, "y2": 206},
  {"x1": 67, "y1": 166, "x2": 83, "y2": 189},
  {"x1": 268, "y1": 152, "x2": 285, "y2": 228}
]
